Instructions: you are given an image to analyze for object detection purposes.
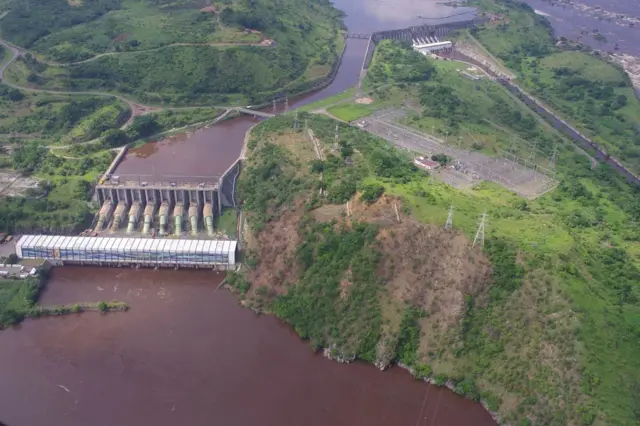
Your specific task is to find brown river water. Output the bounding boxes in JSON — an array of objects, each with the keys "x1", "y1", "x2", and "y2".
[
  {"x1": 0, "y1": 268, "x2": 497, "y2": 426},
  {"x1": 0, "y1": 1, "x2": 500, "y2": 425}
]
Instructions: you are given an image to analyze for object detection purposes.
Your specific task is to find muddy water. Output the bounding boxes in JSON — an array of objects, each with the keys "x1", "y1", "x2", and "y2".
[
  {"x1": 0, "y1": 268, "x2": 497, "y2": 426},
  {"x1": 115, "y1": 115, "x2": 258, "y2": 180}
]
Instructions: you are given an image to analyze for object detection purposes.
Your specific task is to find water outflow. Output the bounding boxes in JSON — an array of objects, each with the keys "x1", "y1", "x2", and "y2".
[
  {"x1": 142, "y1": 204, "x2": 156, "y2": 235},
  {"x1": 111, "y1": 201, "x2": 129, "y2": 232},
  {"x1": 188, "y1": 205, "x2": 199, "y2": 236},
  {"x1": 158, "y1": 202, "x2": 170, "y2": 235},
  {"x1": 173, "y1": 203, "x2": 184, "y2": 235},
  {"x1": 203, "y1": 204, "x2": 214, "y2": 236},
  {"x1": 95, "y1": 200, "x2": 114, "y2": 232},
  {"x1": 127, "y1": 202, "x2": 142, "y2": 233}
]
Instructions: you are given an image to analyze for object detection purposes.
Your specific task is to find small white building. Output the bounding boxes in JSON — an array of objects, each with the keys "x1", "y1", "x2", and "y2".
[{"x1": 414, "y1": 156, "x2": 440, "y2": 171}]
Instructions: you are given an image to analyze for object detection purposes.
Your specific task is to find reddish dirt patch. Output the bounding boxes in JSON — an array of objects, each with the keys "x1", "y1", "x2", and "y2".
[
  {"x1": 349, "y1": 195, "x2": 492, "y2": 328},
  {"x1": 112, "y1": 34, "x2": 130, "y2": 43},
  {"x1": 131, "y1": 103, "x2": 161, "y2": 117},
  {"x1": 245, "y1": 204, "x2": 305, "y2": 297},
  {"x1": 200, "y1": 5, "x2": 217, "y2": 13}
]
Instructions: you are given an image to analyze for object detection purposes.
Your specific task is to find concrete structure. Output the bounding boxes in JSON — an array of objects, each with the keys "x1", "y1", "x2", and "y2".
[
  {"x1": 371, "y1": 18, "x2": 486, "y2": 44},
  {"x1": 16, "y1": 235, "x2": 237, "y2": 269},
  {"x1": 94, "y1": 175, "x2": 232, "y2": 236},
  {"x1": 412, "y1": 37, "x2": 453, "y2": 54},
  {"x1": 414, "y1": 156, "x2": 440, "y2": 171}
]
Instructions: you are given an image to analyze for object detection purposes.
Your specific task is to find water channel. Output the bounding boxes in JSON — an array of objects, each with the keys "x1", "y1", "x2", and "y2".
[{"x1": 0, "y1": 2, "x2": 499, "y2": 425}]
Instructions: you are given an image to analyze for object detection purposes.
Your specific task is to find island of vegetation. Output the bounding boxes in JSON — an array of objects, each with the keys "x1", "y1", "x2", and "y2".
[{"x1": 233, "y1": 10, "x2": 640, "y2": 426}]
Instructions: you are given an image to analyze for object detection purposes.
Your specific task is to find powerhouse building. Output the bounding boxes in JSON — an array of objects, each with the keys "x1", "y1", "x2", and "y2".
[{"x1": 16, "y1": 235, "x2": 237, "y2": 269}]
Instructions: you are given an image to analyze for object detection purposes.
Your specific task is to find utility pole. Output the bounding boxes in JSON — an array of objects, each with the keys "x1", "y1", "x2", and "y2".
[
  {"x1": 473, "y1": 210, "x2": 487, "y2": 248},
  {"x1": 445, "y1": 205, "x2": 454, "y2": 230},
  {"x1": 284, "y1": 96, "x2": 289, "y2": 113},
  {"x1": 272, "y1": 99, "x2": 277, "y2": 116},
  {"x1": 334, "y1": 124, "x2": 339, "y2": 150}
]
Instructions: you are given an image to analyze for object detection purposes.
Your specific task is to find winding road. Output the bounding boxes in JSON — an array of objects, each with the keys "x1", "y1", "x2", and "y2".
[{"x1": 18, "y1": 40, "x2": 270, "y2": 67}]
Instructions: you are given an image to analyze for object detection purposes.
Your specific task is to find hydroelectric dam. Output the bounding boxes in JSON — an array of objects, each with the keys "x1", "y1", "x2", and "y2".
[{"x1": 93, "y1": 139, "x2": 242, "y2": 238}]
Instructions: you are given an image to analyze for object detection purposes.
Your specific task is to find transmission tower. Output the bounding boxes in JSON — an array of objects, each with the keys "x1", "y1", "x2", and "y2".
[
  {"x1": 445, "y1": 205, "x2": 454, "y2": 230},
  {"x1": 508, "y1": 137, "x2": 518, "y2": 153},
  {"x1": 293, "y1": 110, "x2": 299, "y2": 130},
  {"x1": 527, "y1": 141, "x2": 537, "y2": 161},
  {"x1": 473, "y1": 211, "x2": 488, "y2": 248},
  {"x1": 548, "y1": 144, "x2": 558, "y2": 169}
]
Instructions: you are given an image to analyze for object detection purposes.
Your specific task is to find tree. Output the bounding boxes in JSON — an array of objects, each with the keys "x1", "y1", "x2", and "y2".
[
  {"x1": 360, "y1": 182, "x2": 385, "y2": 204},
  {"x1": 7, "y1": 89, "x2": 24, "y2": 102},
  {"x1": 125, "y1": 115, "x2": 159, "y2": 140},
  {"x1": 101, "y1": 129, "x2": 129, "y2": 147}
]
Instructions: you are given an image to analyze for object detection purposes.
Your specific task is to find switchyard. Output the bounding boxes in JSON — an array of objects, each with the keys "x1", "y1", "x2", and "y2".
[{"x1": 357, "y1": 109, "x2": 558, "y2": 199}]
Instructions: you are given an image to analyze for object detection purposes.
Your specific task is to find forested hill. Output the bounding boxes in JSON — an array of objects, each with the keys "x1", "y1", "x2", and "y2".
[{"x1": 0, "y1": 0, "x2": 344, "y2": 105}]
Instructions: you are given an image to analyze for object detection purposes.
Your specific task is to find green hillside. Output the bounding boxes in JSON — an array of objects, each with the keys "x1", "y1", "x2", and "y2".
[
  {"x1": 0, "y1": 0, "x2": 343, "y2": 105},
  {"x1": 470, "y1": 0, "x2": 640, "y2": 174}
]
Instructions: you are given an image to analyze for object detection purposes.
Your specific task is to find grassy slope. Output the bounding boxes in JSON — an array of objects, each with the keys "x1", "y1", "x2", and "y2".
[
  {"x1": 0, "y1": 92, "x2": 129, "y2": 143},
  {"x1": 3, "y1": 0, "x2": 260, "y2": 60},
  {"x1": 238, "y1": 64, "x2": 640, "y2": 426},
  {"x1": 470, "y1": 0, "x2": 640, "y2": 174},
  {"x1": 2, "y1": 0, "x2": 344, "y2": 105}
]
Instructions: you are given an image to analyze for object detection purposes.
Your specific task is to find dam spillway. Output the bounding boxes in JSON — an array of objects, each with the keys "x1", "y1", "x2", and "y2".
[
  {"x1": 94, "y1": 175, "x2": 237, "y2": 237},
  {"x1": 16, "y1": 235, "x2": 237, "y2": 269}
]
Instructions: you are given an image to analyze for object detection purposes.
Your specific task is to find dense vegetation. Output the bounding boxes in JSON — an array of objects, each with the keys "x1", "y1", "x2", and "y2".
[
  {"x1": 0, "y1": 276, "x2": 44, "y2": 328},
  {"x1": 2, "y1": 0, "x2": 344, "y2": 105},
  {"x1": 470, "y1": 0, "x2": 640, "y2": 174},
  {"x1": 0, "y1": 93, "x2": 130, "y2": 144},
  {"x1": 0, "y1": 141, "x2": 112, "y2": 232}
]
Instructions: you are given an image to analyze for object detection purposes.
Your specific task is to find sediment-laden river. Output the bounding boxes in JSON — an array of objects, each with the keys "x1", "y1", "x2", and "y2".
[
  {"x1": 0, "y1": 268, "x2": 497, "y2": 426},
  {"x1": 0, "y1": 2, "x2": 501, "y2": 425}
]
